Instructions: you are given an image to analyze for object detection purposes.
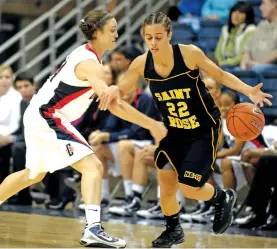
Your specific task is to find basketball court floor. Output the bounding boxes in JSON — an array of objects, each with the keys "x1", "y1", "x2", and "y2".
[{"x1": 1, "y1": 204, "x2": 277, "y2": 248}]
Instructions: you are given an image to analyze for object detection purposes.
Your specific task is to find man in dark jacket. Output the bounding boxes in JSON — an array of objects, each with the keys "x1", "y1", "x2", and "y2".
[
  {"x1": 7, "y1": 73, "x2": 36, "y2": 205},
  {"x1": 89, "y1": 88, "x2": 157, "y2": 205}
]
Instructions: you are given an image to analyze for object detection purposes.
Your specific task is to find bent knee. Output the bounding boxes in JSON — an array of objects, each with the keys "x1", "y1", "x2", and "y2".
[
  {"x1": 82, "y1": 155, "x2": 104, "y2": 175},
  {"x1": 118, "y1": 140, "x2": 134, "y2": 154},
  {"x1": 221, "y1": 158, "x2": 233, "y2": 172},
  {"x1": 241, "y1": 149, "x2": 252, "y2": 162}
]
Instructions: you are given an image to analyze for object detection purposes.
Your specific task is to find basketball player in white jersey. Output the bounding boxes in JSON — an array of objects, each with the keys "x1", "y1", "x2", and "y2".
[{"x1": 0, "y1": 10, "x2": 167, "y2": 248}]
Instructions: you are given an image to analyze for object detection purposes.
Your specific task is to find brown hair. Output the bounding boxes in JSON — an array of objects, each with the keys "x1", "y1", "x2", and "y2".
[
  {"x1": 79, "y1": 10, "x2": 113, "y2": 40},
  {"x1": 142, "y1": 12, "x2": 172, "y2": 35}
]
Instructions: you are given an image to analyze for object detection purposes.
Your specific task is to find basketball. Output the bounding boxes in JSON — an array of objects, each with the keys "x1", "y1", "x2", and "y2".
[{"x1": 226, "y1": 103, "x2": 265, "y2": 141}]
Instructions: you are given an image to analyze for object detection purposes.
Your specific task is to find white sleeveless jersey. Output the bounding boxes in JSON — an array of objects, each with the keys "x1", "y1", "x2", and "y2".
[
  {"x1": 29, "y1": 44, "x2": 99, "y2": 122},
  {"x1": 222, "y1": 118, "x2": 257, "y2": 151}
]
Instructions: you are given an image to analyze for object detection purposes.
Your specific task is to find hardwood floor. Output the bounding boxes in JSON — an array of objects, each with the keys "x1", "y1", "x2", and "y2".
[{"x1": 0, "y1": 211, "x2": 276, "y2": 248}]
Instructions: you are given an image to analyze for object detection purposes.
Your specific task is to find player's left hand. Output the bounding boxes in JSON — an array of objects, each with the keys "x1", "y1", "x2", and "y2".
[
  {"x1": 97, "y1": 85, "x2": 121, "y2": 110},
  {"x1": 89, "y1": 132, "x2": 110, "y2": 146},
  {"x1": 149, "y1": 121, "x2": 168, "y2": 145},
  {"x1": 248, "y1": 83, "x2": 272, "y2": 107}
]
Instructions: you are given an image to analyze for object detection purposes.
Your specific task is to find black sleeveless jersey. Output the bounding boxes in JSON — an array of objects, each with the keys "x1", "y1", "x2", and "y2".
[{"x1": 144, "y1": 44, "x2": 220, "y2": 138}]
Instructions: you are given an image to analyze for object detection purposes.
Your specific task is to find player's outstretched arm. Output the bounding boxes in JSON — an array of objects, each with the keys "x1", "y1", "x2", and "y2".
[
  {"x1": 117, "y1": 54, "x2": 146, "y2": 97},
  {"x1": 182, "y1": 45, "x2": 272, "y2": 107},
  {"x1": 75, "y1": 59, "x2": 167, "y2": 144}
]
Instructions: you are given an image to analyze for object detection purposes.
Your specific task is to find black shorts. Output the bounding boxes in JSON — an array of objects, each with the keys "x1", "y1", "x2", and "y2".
[{"x1": 154, "y1": 119, "x2": 221, "y2": 187}]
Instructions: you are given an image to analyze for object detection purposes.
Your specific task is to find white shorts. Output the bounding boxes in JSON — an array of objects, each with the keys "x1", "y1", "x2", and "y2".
[
  {"x1": 24, "y1": 106, "x2": 93, "y2": 179},
  {"x1": 107, "y1": 140, "x2": 153, "y2": 177}
]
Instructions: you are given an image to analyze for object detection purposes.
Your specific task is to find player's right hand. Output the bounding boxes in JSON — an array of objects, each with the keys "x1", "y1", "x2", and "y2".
[
  {"x1": 150, "y1": 121, "x2": 168, "y2": 145},
  {"x1": 97, "y1": 85, "x2": 121, "y2": 110}
]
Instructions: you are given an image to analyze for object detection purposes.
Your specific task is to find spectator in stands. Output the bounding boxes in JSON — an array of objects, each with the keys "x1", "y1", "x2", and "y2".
[
  {"x1": 109, "y1": 46, "x2": 141, "y2": 75},
  {"x1": 6, "y1": 73, "x2": 36, "y2": 205},
  {"x1": 217, "y1": 89, "x2": 266, "y2": 191},
  {"x1": 236, "y1": 154, "x2": 277, "y2": 230},
  {"x1": 215, "y1": 1, "x2": 256, "y2": 69},
  {"x1": 88, "y1": 88, "x2": 156, "y2": 206},
  {"x1": 167, "y1": 0, "x2": 205, "y2": 32},
  {"x1": 201, "y1": 0, "x2": 237, "y2": 22},
  {"x1": 240, "y1": 0, "x2": 277, "y2": 73},
  {"x1": 202, "y1": 76, "x2": 221, "y2": 107},
  {"x1": 0, "y1": 65, "x2": 21, "y2": 183}
]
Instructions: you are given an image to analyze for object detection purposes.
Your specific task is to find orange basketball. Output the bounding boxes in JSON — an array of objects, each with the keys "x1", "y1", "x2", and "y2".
[{"x1": 226, "y1": 103, "x2": 265, "y2": 141}]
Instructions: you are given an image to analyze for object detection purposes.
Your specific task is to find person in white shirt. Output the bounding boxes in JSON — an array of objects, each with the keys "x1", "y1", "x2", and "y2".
[{"x1": 0, "y1": 65, "x2": 21, "y2": 183}]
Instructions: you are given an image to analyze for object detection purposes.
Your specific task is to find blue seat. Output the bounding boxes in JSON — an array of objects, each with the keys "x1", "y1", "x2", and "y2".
[
  {"x1": 262, "y1": 72, "x2": 277, "y2": 91},
  {"x1": 239, "y1": 93, "x2": 251, "y2": 103},
  {"x1": 254, "y1": 6, "x2": 262, "y2": 19},
  {"x1": 248, "y1": 0, "x2": 261, "y2": 6},
  {"x1": 171, "y1": 36, "x2": 193, "y2": 45},
  {"x1": 198, "y1": 27, "x2": 221, "y2": 39},
  {"x1": 200, "y1": 19, "x2": 224, "y2": 28},
  {"x1": 172, "y1": 23, "x2": 195, "y2": 39},
  {"x1": 230, "y1": 70, "x2": 259, "y2": 87},
  {"x1": 196, "y1": 39, "x2": 218, "y2": 54},
  {"x1": 262, "y1": 108, "x2": 277, "y2": 117}
]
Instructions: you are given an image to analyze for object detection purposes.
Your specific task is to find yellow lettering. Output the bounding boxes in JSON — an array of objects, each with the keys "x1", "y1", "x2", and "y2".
[
  {"x1": 155, "y1": 93, "x2": 162, "y2": 101},
  {"x1": 173, "y1": 89, "x2": 185, "y2": 99},
  {"x1": 166, "y1": 102, "x2": 178, "y2": 117},
  {"x1": 182, "y1": 118, "x2": 191, "y2": 129},
  {"x1": 184, "y1": 171, "x2": 202, "y2": 182},
  {"x1": 161, "y1": 92, "x2": 171, "y2": 101},
  {"x1": 177, "y1": 102, "x2": 189, "y2": 117},
  {"x1": 168, "y1": 116, "x2": 177, "y2": 127},
  {"x1": 168, "y1": 90, "x2": 176, "y2": 99},
  {"x1": 183, "y1": 88, "x2": 191, "y2": 99},
  {"x1": 175, "y1": 118, "x2": 184, "y2": 128},
  {"x1": 189, "y1": 115, "x2": 200, "y2": 129}
]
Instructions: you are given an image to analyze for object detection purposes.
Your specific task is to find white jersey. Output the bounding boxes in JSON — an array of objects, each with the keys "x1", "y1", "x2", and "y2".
[
  {"x1": 28, "y1": 44, "x2": 99, "y2": 122},
  {"x1": 23, "y1": 44, "x2": 100, "y2": 179},
  {"x1": 222, "y1": 118, "x2": 257, "y2": 151}
]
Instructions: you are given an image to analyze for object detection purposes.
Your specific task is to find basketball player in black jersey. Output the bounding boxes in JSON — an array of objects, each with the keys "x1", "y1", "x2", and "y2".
[{"x1": 99, "y1": 12, "x2": 272, "y2": 248}]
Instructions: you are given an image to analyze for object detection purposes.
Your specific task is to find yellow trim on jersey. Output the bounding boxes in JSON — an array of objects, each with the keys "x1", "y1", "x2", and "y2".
[
  {"x1": 210, "y1": 126, "x2": 215, "y2": 171},
  {"x1": 155, "y1": 150, "x2": 179, "y2": 175},
  {"x1": 195, "y1": 76, "x2": 216, "y2": 124},
  {"x1": 186, "y1": 71, "x2": 200, "y2": 79},
  {"x1": 145, "y1": 70, "x2": 191, "y2": 82},
  {"x1": 211, "y1": 119, "x2": 222, "y2": 171}
]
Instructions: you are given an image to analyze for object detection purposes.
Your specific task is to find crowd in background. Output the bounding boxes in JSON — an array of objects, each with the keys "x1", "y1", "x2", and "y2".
[{"x1": 0, "y1": 0, "x2": 277, "y2": 231}]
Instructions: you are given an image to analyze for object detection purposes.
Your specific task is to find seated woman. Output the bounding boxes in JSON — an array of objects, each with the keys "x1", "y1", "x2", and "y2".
[
  {"x1": 214, "y1": 90, "x2": 266, "y2": 192},
  {"x1": 215, "y1": 1, "x2": 256, "y2": 69}
]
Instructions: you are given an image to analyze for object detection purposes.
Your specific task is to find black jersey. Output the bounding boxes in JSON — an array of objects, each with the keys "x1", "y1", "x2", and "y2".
[{"x1": 144, "y1": 44, "x2": 220, "y2": 138}]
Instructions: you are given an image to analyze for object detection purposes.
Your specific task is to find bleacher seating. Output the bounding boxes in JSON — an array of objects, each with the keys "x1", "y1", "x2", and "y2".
[
  {"x1": 197, "y1": 19, "x2": 223, "y2": 55},
  {"x1": 171, "y1": 23, "x2": 195, "y2": 44},
  {"x1": 261, "y1": 72, "x2": 277, "y2": 118}
]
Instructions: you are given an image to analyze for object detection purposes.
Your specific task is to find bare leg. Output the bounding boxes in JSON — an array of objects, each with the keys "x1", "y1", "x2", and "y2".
[
  {"x1": 118, "y1": 140, "x2": 135, "y2": 180},
  {"x1": 179, "y1": 182, "x2": 215, "y2": 200},
  {"x1": 72, "y1": 153, "x2": 103, "y2": 205},
  {"x1": 93, "y1": 145, "x2": 114, "y2": 200},
  {"x1": 73, "y1": 154, "x2": 126, "y2": 247},
  {"x1": 221, "y1": 158, "x2": 236, "y2": 190},
  {"x1": 158, "y1": 169, "x2": 179, "y2": 216},
  {"x1": 133, "y1": 149, "x2": 151, "y2": 186},
  {"x1": 93, "y1": 144, "x2": 114, "y2": 179},
  {"x1": 0, "y1": 169, "x2": 46, "y2": 202}
]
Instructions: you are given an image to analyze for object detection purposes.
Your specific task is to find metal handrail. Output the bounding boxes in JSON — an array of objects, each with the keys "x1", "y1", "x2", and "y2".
[{"x1": 0, "y1": 0, "x2": 169, "y2": 84}]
